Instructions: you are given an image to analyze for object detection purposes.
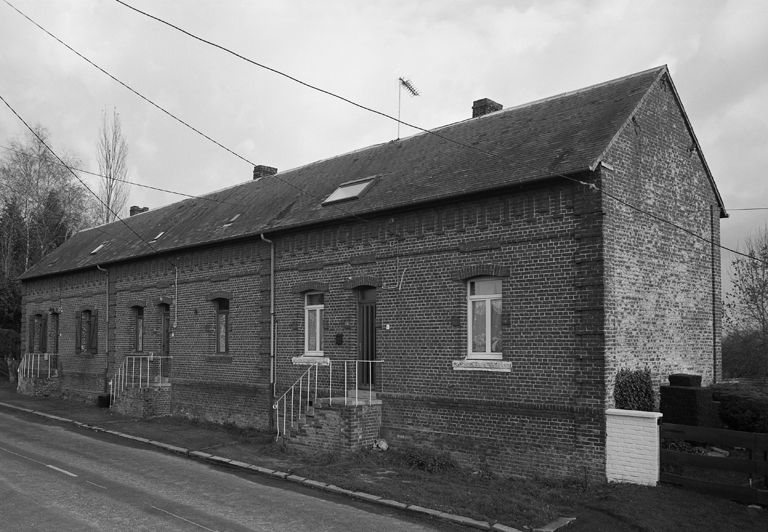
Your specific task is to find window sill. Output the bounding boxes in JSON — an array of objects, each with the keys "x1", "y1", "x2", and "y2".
[
  {"x1": 292, "y1": 356, "x2": 330, "y2": 366},
  {"x1": 452, "y1": 359, "x2": 513, "y2": 372}
]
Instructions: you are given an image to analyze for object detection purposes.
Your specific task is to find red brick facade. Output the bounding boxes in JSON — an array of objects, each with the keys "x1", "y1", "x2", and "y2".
[{"x1": 19, "y1": 69, "x2": 724, "y2": 480}]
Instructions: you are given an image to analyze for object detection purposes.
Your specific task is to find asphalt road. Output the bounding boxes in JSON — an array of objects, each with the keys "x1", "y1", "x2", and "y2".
[{"x1": 0, "y1": 411, "x2": 451, "y2": 531}]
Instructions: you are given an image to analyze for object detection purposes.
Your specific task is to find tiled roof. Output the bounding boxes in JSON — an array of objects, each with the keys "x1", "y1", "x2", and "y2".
[{"x1": 21, "y1": 66, "x2": 709, "y2": 280}]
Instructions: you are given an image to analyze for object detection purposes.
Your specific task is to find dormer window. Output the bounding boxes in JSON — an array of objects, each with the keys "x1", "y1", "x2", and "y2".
[{"x1": 322, "y1": 177, "x2": 375, "y2": 205}]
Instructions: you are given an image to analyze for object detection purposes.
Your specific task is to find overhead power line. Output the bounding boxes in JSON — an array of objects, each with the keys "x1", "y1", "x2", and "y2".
[
  {"x1": 114, "y1": 1, "x2": 768, "y2": 267},
  {"x1": 3, "y1": 1, "x2": 762, "y2": 268},
  {"x1": 0, "y1": 93, "x2": 174, "y2": 266},
  {"x1": 0, "y1": 144, "x2": 250, "y2": 208},
  {"x1": 2, "y1": 0, "x2": 369, "y2": 224}
]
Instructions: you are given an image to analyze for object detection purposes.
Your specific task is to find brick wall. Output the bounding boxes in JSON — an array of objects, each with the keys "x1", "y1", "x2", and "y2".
[
  {"x1": 22, "y1": 239, "x2": 273, "y2": 428},
  {"x1": 605, "y1": 409, "x2": 662, "y2": 485},
  {"x1": 272, "y1": 179, "x2": 607, "y2": 479},
  {"x1": 117, "y1": 386, "x2": 171, "y2": 417},
  {"x1": 602, "y1": 73, "x2": 723, "y2": 408},
  {"x1": 21, "y1": 268, "x2": 109, "y2": 402},
  {"x1": 286, "y1": 403, "x2": 382, "y2": 454}
]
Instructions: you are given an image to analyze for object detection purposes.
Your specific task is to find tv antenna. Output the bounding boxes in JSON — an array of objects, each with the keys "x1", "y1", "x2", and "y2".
[{"x1": 398, "y1": 77, "x2": 420, "y2": 139}]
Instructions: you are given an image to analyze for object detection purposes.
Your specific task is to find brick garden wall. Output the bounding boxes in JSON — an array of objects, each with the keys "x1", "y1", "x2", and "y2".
[
  {"x1": 602, "y1": 73, "x2": 723, "y2": 408},
  {"x1": 273, "y1": 178, "x2": 608, "y2": 480}
]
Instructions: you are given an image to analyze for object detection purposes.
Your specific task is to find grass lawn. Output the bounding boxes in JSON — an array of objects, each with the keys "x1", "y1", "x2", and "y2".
[{"x1": 255, "y1": 440, "x2": 768, "y2": 532}]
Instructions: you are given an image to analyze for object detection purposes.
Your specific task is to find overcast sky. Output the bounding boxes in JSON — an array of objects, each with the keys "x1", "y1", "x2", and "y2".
[{"x1": 1, "y1": 0, "x2": 766, "y2": 295}]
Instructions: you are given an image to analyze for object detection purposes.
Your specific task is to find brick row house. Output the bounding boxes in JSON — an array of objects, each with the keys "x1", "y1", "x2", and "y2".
[{"x1": 18, "y1": 66, "x2": 726, "y2": 479}]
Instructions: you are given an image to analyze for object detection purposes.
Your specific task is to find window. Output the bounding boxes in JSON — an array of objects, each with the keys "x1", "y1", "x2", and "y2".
[
  {"x1": 304, "y1": 292, "x2": 325, "y2": 355},
  {"x1": 322, "y1": 177, "x2": 375, "y2": 205},
  {"x1": 134, "y1": 307, "x2": 144, "y2": 352},
  {"x1": 467, "y1": 278, "x2": 502, "y2": 359},
  {"x1": 28, "y1": 313, "x2": 47, "y2": 353},
  {"x1": 215, "y1": 299, "x2": 229, "y2": 353},
  {"x1": 75, "y1": 309, "x2": 98, "y2": 354}
]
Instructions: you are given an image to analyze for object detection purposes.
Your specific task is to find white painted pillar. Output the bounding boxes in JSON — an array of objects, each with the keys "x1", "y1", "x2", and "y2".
[{"x1": 605, "y1": 409, "x2": 663, "y2": 486}]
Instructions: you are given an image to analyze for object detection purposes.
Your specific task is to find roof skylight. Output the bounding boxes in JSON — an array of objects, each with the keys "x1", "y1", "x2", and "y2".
[
  {"x1": 323, "y1": 177, "x2": 376, "y2": 205},
  {"x1": 90, "y1": 242, "x2": 108, "y2": 255},
  {"x1": 223, "y1": 213, "x2": 241, "y2": 227}
]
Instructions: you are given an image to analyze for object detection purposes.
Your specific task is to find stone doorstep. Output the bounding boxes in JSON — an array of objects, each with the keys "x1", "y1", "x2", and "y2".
[{"x1": 318, "y1": 397, "x2": 383, "y2": 407}]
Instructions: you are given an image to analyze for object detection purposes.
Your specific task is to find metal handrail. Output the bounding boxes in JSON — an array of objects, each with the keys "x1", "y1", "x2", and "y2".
[
  {"x1": 272, "y1": 359, "x2": 384, "y2": 440},
  {"x1": 273, "y1": 362, "x2": 319, "y2": 440},
  {"x1": 18, "y1": 353, "x2": 58, "y2": 380},
  {"x1": 110, "y1": 353, "x2": 172, "y2": 407}
]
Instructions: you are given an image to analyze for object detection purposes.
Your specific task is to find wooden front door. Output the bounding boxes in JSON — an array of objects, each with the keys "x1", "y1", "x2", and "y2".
[{"x1": 357, "y1": 287, "x2": 377, "y2": 387}]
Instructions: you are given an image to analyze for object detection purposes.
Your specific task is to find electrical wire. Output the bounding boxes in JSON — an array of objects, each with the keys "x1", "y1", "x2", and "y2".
[
  {"x1": 112, "y1": 1, "x2": 768, "y2": 267},
  {"x1": 114, "y1": 0, "x2": 501, "y2": 160},
  {"x1": 0, "y1": 93, "x2": 175, "y2": 266},
  {"x1": 4, "y1": 1, "x2": 764, "y2": 268},
  {"x1": 2, "y1": 0, "x2": 370, "y2": 224},
  {"x1": 0, "y1": 144, "x2": 251, "y2": 208}
]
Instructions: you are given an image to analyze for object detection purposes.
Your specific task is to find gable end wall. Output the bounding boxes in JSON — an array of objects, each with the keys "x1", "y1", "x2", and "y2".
[{"x1": 602, "y1": 75, "x2": 722, "y2": 407}]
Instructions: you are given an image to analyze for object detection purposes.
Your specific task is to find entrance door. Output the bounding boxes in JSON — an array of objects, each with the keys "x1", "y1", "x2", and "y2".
[
  {"x1": 161, "y1": 304, "x2": 171, "y2": 379},
  {"x1": 357, "y1": 287, "x2": 377, "y2": 387}
]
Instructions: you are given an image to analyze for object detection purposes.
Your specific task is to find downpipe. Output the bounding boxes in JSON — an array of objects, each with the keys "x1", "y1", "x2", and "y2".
[{"x1": 260, "y1": 234, "x2": 276, "y2": 403}]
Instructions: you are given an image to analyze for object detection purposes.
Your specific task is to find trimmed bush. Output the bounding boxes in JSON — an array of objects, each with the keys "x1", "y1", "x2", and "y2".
[
  {"x1": 614, "y1": 368, "x2": 654, "y2": 411},
  {"x1": 711, "y1": 383, "x2": 768, "y2": 433}
]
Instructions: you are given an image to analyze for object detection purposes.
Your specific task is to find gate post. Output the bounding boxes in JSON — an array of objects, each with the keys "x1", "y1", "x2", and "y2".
[{"x1": 606, "y1": 409, "x2": 663, "y2": 485}]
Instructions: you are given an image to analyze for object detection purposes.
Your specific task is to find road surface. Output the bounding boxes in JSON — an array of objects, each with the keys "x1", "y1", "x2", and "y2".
[{"x1": 0, "y1": 410, "x2": 453, "y2": 531}]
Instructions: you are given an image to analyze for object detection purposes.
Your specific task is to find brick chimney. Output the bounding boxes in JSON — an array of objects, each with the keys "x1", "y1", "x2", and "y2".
[
  {"x1": 472, "y1": 98, "x2": 503, "y2": 118},
  {"x1": 253, "y1": 165, "x2": 278, "y2": 180},
  {"x1": 129, "y1": 206, "x2": 149, "y2": 216}
]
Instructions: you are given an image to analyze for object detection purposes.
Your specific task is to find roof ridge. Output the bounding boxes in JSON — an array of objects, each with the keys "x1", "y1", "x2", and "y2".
[{"x1": 496, "y1": 65, "x2": 668, "y2": 117}]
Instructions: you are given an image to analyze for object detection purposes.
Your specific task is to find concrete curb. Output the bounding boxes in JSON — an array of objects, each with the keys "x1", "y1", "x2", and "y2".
[{"x1": 1, "y1": 401, "x2": 533, "y2": 531}]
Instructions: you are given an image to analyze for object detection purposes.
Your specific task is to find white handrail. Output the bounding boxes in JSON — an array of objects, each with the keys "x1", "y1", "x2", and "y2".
[
  {"x1": 110, "y1": 354, "x2": 172, "y2": 407},
  {"x1": 273, "y1": 363, "x2": 318, "y2": 440},
  {"x1": 273, "y1": 359, "x2": 384, "y2": 440},
  {"x1": 18, "y1": 353, "x2": 57, "y2": 380}
]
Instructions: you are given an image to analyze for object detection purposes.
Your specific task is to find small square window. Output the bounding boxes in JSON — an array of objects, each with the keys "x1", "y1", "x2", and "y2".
[{"x1": 322, "y1": 177, "x2": 375, "y2": 205}]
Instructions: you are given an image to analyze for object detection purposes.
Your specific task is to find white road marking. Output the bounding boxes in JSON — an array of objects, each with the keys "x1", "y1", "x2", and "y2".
[
  {"x1": 86, "y1": 480, "x2": 108, "y2": 489},
  {"x1": 151, "y1": 506, "x2": 220, "y2": 532},
  {"x1": 46, "y1": 464, "x2": 78, "y2": 477},
  {"x1": 0, "y1": 445, "x2": 48, "y2": 466},
  {"x1": 1, "y1": 445, "x2": 78, "y2": 478}
]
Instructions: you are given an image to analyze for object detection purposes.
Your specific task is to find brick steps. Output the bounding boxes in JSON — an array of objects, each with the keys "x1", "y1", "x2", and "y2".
[{"x1": 278, "y1": 396, "x2": 382, "y2": 452}]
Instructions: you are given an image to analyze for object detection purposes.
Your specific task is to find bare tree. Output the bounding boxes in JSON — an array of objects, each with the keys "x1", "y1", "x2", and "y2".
[
  {"x1": 1, "y1": 125, "x2": 95, "y2": 269},
  {"x1": 0, "y1": 125, "x2": 97, "y2": 334},
  {"x1": 725, "y1": 226, "x2": 768, "y2": 383},
  {"x1": 96, "y1": 109, "x2": 130, "y2": 224}
]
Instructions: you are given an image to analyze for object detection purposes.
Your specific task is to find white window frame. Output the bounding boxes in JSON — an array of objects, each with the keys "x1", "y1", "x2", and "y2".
[
  {"x1": 304, "y1": 292, "x2": 325, "y2": 356},
  {"x1": 467, "y1": 277, "x2": 503, "y2": 360}
]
